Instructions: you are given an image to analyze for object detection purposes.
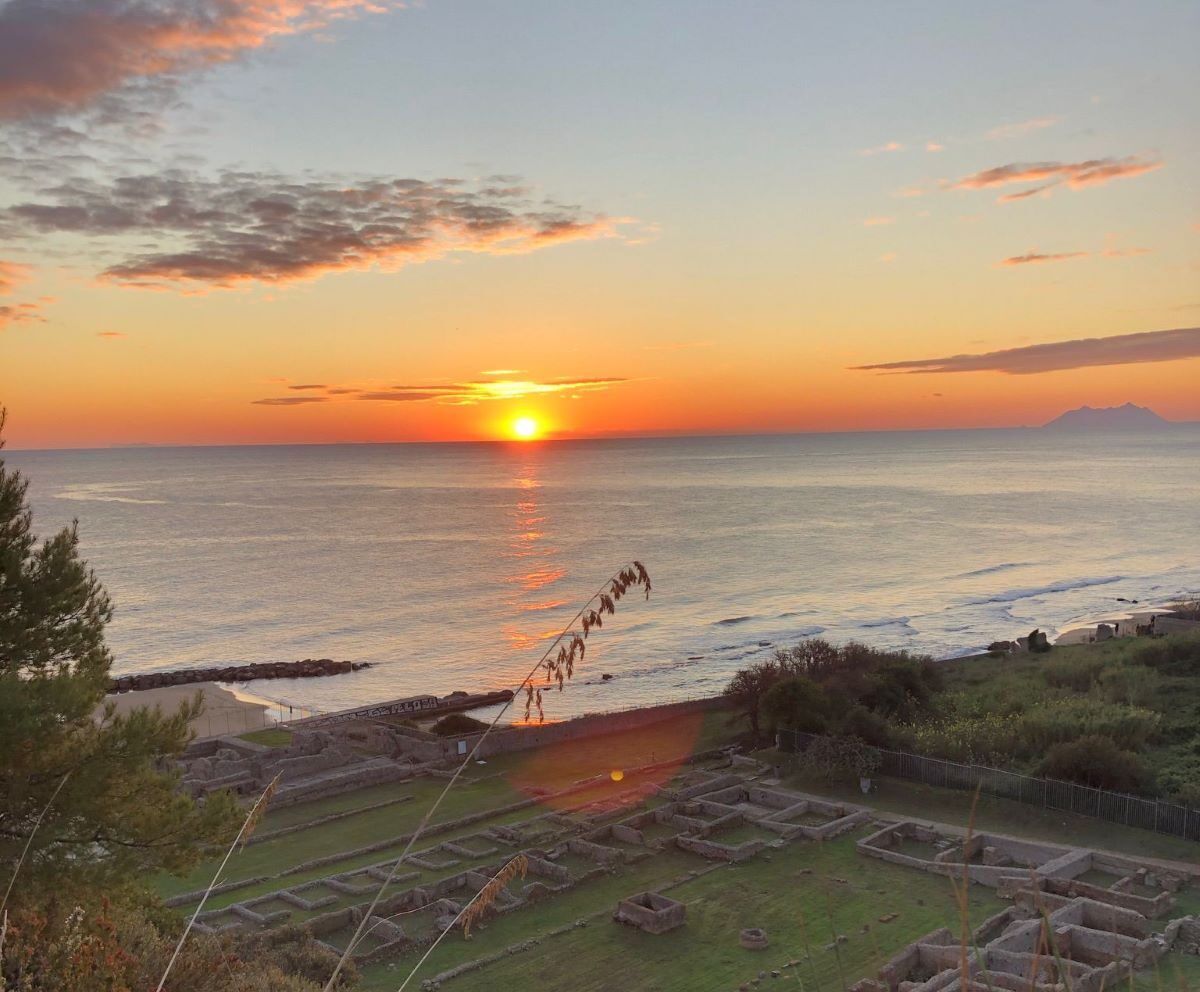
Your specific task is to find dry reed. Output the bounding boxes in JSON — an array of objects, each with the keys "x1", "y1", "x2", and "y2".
[
  {"x1": 154, "y1": 772, "x2": 282, "y2": 992},
  {"x1": 320, "y1": 561, "x2": 650, "y2": 992}
]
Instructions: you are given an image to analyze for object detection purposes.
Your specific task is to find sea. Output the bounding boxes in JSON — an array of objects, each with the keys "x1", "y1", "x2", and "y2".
[{"x1": 9, "y1": 428, "x2": 1200, "y2": 721}]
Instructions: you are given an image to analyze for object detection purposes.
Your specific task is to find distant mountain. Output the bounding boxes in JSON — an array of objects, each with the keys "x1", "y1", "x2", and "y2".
[{"x1": 1043, "y1": 402, "x2": 1172, "y2": 430}]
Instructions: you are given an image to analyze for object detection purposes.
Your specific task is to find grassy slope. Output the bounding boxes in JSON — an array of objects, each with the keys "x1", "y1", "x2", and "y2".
[
  {"x1": 360, "y1": 826, "x2": 1003, "y2": 992},
  {"x1": 938, "y1": 635, "x2": 1200, "y2": 795}
]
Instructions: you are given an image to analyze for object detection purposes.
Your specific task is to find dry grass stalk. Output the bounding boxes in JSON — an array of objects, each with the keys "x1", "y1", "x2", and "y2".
[
  {"x1": 154, "y1": 772, "x2": 283, "y2": 992},
  {"x1": 321, "y1": 562, "x2": 650, "y2": 992},
  {"x1": 395, "y1": 855, "x2": 529, "y2": 992},
  {"x1": 461, "y1": 854, "x2": 528, "y2": 938}
]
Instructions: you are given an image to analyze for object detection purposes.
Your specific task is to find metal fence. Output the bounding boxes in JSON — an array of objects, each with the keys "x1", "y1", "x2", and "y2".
[{"x1": 776, "y1": 729, "x2": 1200, "y2": 842}]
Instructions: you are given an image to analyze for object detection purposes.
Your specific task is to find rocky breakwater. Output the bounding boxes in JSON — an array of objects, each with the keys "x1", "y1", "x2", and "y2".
[{"x1": 108, "y1": 658, "x2": 371, "y2": 693}]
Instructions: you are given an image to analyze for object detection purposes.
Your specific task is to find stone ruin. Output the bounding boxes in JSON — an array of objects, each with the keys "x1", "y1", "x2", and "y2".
[
  {"x1": 854, "y1": 819, "x2": 1199, "y2": 992},
  {"x1": 613, "y1": 891, "x2": 686, "y2": 934},
  {"x1": 858, "y1": 820, "x2": 1186, "y2": 908},
  {"x1": 177, "y1": 729, "x2": 412, "y2": 806}
]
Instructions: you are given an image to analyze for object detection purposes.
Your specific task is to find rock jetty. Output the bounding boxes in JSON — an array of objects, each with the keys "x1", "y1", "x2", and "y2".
[{"x1": 108, "y1": 658, "x2": 370, "y2": 693}]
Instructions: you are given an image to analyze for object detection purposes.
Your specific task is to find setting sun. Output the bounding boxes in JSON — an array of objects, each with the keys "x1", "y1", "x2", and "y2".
[{"x1": 512, "y1": 416, "x2": 540, "y2": 440}]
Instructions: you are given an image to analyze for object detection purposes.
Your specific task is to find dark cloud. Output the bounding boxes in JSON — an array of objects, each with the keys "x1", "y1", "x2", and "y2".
[
  {"x1": 251, "y1": 375, "x2": 632, "y2": 407},
  {"x1": 287, "y1": 383, "x2": 327, "y2": 390},
  {"x1": 1000, "y1": 251, "x2": 1088, "y2": 266},
  {"x1": 0, "y1": 0, "x2": 399, "y2": 122},
  {"x1": 356, "y1": 392, "x2": 445, "y2": 402},
  {"x1": 851, "y1": 326, "x2": 1200, "y2": 376},
  {"x1": 2, "y1": 169, "x2": 625, "y2": 288},
  {"x1": 251, "y1": 395, "x2": 328, "y2": 406},
  {"x1": 953, "y1": 156, "x2": 1162, "y2": 201}
]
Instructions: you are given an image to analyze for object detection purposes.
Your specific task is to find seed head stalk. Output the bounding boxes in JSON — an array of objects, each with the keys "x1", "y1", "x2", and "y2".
[{"x1": 321, "y1": 562, "x2": 651, "y2": 991}]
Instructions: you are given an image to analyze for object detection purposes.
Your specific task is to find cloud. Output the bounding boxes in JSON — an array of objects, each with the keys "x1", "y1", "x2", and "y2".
[
  {"x1": 0, "y1": 260, "x2": 45, "y2": 328},
  {"x1": 850, "y1": 326, "x2": 1200, "y2": 376},
  {"x1": 879, "y1": 252, "x2": 897, "y2": 263},
  {"x1": 96, "y1": 330, "x2": 126, "y2": 338},
  {"x1": 251, "y1": 395, "x2": 329, "y2": 405},
  {"x1": 925, "y1": 141, "x2": 944, "y2": 153},
  {"x1": 2, "y1": 169, "x2": 630, "y2": 289},
  {"x1": 1000, "y1": 250, "x2": 1089, "y2": 267},
  {"x1": 859, "y1": 141, "x2": 903, "y2": 157},
  {"x1": 252, "y1": 374, "x2": 630, "y2": 407},
  {"x1": 984, "y1": 117, "x2": 1060, "y2": 141},
  {"x1": 287, "y1": 383, "x2": 327, "y2": 390},
  {"x1": 0, "y1": 0, "x2": 401, "y2": 122},
  {"x1": 862, "y1": 216, "x2": 895, "y2": 227},
  {"x1": 953, "y1": 155, "x2": 1162, "y2": 201},
  {"x1": 0, "y1": 260, "x2": 32, "y2": 293},
  {"x1": 1102, "y1": 246, "x2": 1151, "y2": 258}
]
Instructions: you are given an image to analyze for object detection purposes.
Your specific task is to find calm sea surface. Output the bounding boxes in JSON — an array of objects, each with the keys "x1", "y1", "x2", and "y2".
[{"x1": 10, "y1": 429, "x2": 1200, "y2": 720}]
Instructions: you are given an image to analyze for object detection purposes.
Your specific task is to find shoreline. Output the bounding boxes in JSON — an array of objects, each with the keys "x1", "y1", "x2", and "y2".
[{"x1": 101, "y1": 682, "x2": 272, "y2": 740}]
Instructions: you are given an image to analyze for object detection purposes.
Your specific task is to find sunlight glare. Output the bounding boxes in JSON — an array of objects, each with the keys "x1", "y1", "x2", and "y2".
[{"x1": 512, "y1": 416, "x2": 540, "y2": 440}]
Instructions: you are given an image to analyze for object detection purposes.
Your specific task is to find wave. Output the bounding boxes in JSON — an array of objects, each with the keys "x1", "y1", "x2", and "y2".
[
  {"x1": 957, "y1": 575, "x2": 1124, "y2": 608},
  {"x1": 954, "y1": 562, "x2": 1032, "y2": 580},
  {"x1": 858, "y1": 615, "x2": 911, "y2": 628},
  {"x1": 713, "y1": 615, "x2": 758, "y2": 626}
]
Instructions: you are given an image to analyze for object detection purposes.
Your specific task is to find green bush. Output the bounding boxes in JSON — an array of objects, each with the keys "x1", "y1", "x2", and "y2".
[
  {"x1": 1018, "y1": 697, "x2": 1160, "y2": 755},
  {"x1": 835, "y1": 704, "x2": 898, "y2": 747},
  {"x1": 431, "y1": 713, "x2": 488, "y2": 736},
  {"x1": 1042, "y1": 655, "x2": 1106, "y2": 692},
  {"x1": 1130, "y1": 634, "x2": 1200, "y2": 675},
  {"x1": 761, "y1": 676, "x2": 830, "y2": 734},
  {"x1": 801, "y1": 735, "x2": 880, "y2": 782},
  {"x1": 1097, "y1": 664, "x2": 1161, "y2": 706},
  {"x1": 1038, "y1": 735, "x2": 1152, "y2": 792},
  {"x1": 910, "y1": 713, "x2": 1023, "y2": 765}
]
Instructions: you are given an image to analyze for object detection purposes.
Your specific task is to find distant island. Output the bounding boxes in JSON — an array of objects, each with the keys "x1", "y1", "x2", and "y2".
[{"x1": 1043, "y1": 402, "x2": 1172, "y2": 430}]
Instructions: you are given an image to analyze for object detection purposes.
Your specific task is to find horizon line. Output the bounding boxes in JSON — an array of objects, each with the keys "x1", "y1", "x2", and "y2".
[{"x1": 7, "y1": 418, "x2": 1199, "y2": 454}]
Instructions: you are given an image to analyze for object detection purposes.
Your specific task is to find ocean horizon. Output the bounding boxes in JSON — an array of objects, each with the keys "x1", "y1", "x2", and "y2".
[{"x1": 10, "y1": 426, "x2": 1200, "y2": 721}]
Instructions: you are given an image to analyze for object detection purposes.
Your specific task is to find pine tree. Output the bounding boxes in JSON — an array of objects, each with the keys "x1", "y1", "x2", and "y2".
[{"x1": 0, "y1": 409, "x2": 240, "y2": 899}]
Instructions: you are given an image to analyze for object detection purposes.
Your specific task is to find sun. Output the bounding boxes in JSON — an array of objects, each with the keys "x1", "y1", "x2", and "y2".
[{"x1": 512, "y1": 416, "x2": 540, "y2": 440}]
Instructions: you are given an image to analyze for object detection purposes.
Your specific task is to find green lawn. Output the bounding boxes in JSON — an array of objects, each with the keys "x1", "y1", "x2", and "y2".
[
  {"x1": 238, "y1": 727, "x2": 294, "y2": 747},
  {"x1": 360, "y1": 826, "x2": 1003, "y2": 992}
]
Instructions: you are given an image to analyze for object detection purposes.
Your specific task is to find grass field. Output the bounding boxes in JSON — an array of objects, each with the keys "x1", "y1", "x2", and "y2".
[
  {"x1": 358, "y1": 825, "x2": 1002, "y2": 992},
  {"x1": 157, "y1": 702, "x2": 1200, "y2": 992}
]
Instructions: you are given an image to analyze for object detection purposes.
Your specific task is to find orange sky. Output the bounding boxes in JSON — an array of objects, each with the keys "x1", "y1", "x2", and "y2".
[{"x1": 1, "y1": 2, "x2": 1198, "y2": 448}]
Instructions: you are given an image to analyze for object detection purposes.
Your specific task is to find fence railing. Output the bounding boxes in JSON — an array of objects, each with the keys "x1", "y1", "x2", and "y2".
[{"x1": 776, "y1": 729, "x2": 1200, "y2": 843}]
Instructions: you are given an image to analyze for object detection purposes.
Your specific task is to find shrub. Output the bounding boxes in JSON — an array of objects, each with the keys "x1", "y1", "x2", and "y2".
[
  {"x1": 911, "y1": 713, "x2": 1022, "y2": 765},
  {"x1": 1042, "y1": 655, "x2": 1106, "y2": 692},
  {"x1": 860, "y1": 658, "x2": 943, "y2": 721},
  {"x1": 1038, "y1": 735, "x2": 1151, "y2": 792},
  {"x1": 1018, "y1": 697, "x2": 1160, "y2": 755},
  {"x1": 761, "y1": 676, "x2": 830, "y2": 734},
  {"x1": 1097, "y1": 664, "x2": 1161, "y2": 706},
  {"x1": 835, "y1": 704, "x2": 898, "y2": 747},
  {"x1": 1130, "y1": 634, "x2": 1200, "y2": 676},
  {"x1": 801, "y1": 735, "x2": 880, "y2": 782},
  {"x1": 431, "y1": 713, "x2": 488, "y2": 737}
]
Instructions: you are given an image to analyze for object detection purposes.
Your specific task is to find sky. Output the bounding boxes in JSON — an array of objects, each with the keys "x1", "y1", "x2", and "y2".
[{"x1": 0, "y1": 0, "x2": 1198, "y2": 449}]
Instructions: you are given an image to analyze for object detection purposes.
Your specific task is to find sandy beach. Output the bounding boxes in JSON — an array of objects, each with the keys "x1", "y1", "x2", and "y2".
[{"x1": 102, "y1": 682, "x2": 271, "y2": 740}]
